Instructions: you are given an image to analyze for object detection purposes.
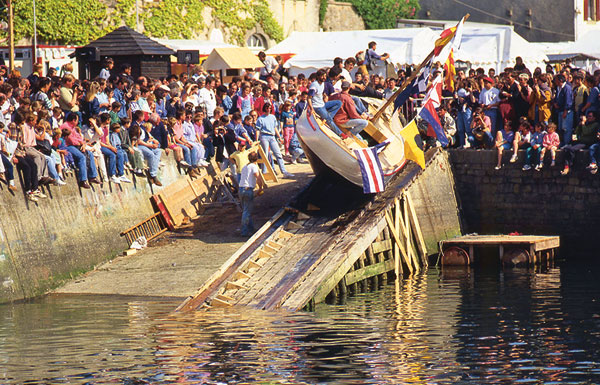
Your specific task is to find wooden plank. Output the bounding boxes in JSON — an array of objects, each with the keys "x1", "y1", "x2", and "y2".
[
  {"x1": 371, "y1": 239, "x2": 393, "y2": 254},
  {"x1": 533, "y1": 237, "x2": 560, "y2": 251},
  {"x1": 257, "y1": 249, "x2": 273, "y2": 260},
  {"x1": 256, "y1": 144, "x2": 278, "y2": 183},
  {"x1": 285, "y1": 221, "x2": 303, "y2": 230},
  {"x1": 290, "y1": 216, "x2": 389, "y2": 309},
  {"x1": 245, "y1": 220, "x2": 330, "y2": 307},
  {"x1": 259, "y1": 217, "x2": 366, "y2": 310},
  {"x1": 238, "y1": 220, "x2": 325, "y2": 308},
  {"x1": 263, "y1": 244, "x2": 278, "y2": 254},
  {"x1": 216, "y1": 294, "x2": 235, "y2": 302},
  {"x1": 385, "y1": 212, "x2": 414, "y2": 275},
  {"x1": 151, "y1": 195, "x2": 175, "y2": 231},
  {"x1": 395, "y1": 200, "x2": 413, "y2": 274},
  {"x1": 225, "y1": 281, "x2": 247, "y2": 290},
  {"x1": 277, "y1": 229, "x2": 295, "y2": 239},
  {"x1": 402, "y1": 195, "x2": 420, "y2": 271},
  {"x1": 365, "y1": 244, "x2": 378, "y2": 289},
  {"x1": 247, "y1": 260, "x2": 263, "y2": 269},
  {"x1": 405, "y1": 191, "x2": 428, "y2": 265},
  {"x1": 175, "y1": 208, "x2": 288, "y2": 312},
  {"x1": 345, "y1": 259, "x2": 395, "y2": 286},
  {"x1": 234, "y1": 271, "x2": 251, "y2": 281},
  {"x1": 267, "y1": 240, "x2": 284, "y2": 250},
  {"x1": 211, "y1": 297, "x2": 232, "y2": 308}
]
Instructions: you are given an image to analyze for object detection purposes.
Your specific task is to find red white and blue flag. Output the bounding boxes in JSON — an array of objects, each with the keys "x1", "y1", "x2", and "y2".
[
  {"x1": 418, "y1": 74, "x2": 449, "y2": 147},
  {"x1": 354, "y1": 140, "x2": 391, "y2": 194}
]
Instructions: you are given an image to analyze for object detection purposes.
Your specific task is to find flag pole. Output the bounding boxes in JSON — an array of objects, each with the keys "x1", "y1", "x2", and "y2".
[{"x1": 371, "y1": 14, "x2": 469, "y2": 122}]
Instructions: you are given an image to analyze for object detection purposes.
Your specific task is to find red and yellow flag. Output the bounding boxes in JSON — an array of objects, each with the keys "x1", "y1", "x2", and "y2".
[
  {"x1": 434, "y1": 26, "x2": 457, "y2": 56},
  {"x1": 444, "y1": 48, "x2": 456, "y2": 92}
]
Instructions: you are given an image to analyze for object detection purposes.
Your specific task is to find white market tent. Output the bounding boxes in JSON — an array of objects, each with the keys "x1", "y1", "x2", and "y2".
[
  {"x1": 267, "y1": 31, "x2": 324, "y2": 57},
  {"x1": 154, "y1": 39, "x2": 237, "y2": 56},
  {"x1": 272, "y1": 24, "x2": 548, "y2": 76},
  {"x1": 562, "y1": 31, "x2": 600, "y2": 58},
  {"x1": 453, "y1": 26, "x2": 549, "y2": 72},
  {"x1": 278, "y1": 28, "x2": 438, "y2": 77}
]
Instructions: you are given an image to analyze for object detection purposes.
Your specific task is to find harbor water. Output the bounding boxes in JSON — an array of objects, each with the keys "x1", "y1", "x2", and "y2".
[{"x1": 2, "y1": 259, "x2": 600, "y2": 384}]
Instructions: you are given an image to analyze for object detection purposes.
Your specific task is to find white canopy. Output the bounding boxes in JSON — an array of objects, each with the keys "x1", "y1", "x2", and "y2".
[
  {"x1": 154, "y1": 39, "x2": 237, "y2": 56},
  {"x1": 273, "y1": 25, "x2": 548, "y2": 76},
  {"x1": 453, "y1": 26, "x2": 548, "y2": 72},
  {"x1": 562, "y1": 31, "x2": 600, "y2": 58},
  {"x1": 279, "y1": 28, "x2": 438, "y2": 77}
]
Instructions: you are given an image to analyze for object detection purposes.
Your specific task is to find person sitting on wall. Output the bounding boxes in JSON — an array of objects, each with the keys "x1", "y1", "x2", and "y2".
[
  {"x1": 468, "y1": 106, "x2": 493, "y2": 149},
  {"x1": 495, "y1": 120, "x2": 517, "y2": 170},
  {"x1": 561, "y1": 111, "x2": 599, "y2": 175}
]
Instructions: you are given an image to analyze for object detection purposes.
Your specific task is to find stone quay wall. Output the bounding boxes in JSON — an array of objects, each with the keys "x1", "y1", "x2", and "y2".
[
  {"x1": 0, "y1": 155, "x2": 184, "y2": 303},
  {"x1": 449, "y1": 149, "x2": 600, "y2": 255}
]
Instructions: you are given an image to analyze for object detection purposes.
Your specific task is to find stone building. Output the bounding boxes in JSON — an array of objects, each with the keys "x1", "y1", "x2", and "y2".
[{"x1": 417, "y1": 0, "x2": 600, "y2": 42}]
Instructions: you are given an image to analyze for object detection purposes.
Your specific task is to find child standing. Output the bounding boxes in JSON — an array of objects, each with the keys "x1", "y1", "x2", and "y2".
[
  {"x1": 280, "y1": 100, "x2": 295, "y2": 156},
  {"x1": 539, "y1": 122, "x2": 560, "y2": 169}
]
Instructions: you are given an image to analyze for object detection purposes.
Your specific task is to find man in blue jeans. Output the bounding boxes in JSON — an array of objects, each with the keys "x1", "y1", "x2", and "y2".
[
  {"x1": 309, "y1": 69, "x2": 343, "y2": 136},
  {"x1": 238, "y1": 151, "x2": 265, "y2": 236},
  {"x1": 555, "y1": 74, "x2": 574, "y2": 146},
  {"x1": 256, "y1": 103, "x2": 294, "y2": 178},
  {"x1": 62, "y1": 113, "x2": 100, "y2": 189}
]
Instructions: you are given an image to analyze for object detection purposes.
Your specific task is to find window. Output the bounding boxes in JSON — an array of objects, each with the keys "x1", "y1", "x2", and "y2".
[
  {"x1": 247, "y1": 33, "x2": 267, "y2": 50},
  {"x1": 584, "y1": 0, "x2": 600, "y2": 21}
]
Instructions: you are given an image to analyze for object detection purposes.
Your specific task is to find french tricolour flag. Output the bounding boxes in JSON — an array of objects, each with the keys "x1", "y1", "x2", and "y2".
[{"x1": 354, "y1": 140, "x2": 391, "y2": 194}]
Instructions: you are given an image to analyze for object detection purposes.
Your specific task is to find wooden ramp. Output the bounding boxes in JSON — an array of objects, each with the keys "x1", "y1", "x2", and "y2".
[{"x1": 176, "y1": 149, "x2": 445, "y2": 313}]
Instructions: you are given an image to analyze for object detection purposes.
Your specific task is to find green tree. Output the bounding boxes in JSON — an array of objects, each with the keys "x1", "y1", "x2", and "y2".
[
  {"x1": 348, "y1": 0, "x2": 420, "y2": 29},
  {"x1": 8, "y1": 0, "x2": 108, "y2": 45},
  {"x1": 0, "y1": 0, "x2": 283, "y2": 46}
]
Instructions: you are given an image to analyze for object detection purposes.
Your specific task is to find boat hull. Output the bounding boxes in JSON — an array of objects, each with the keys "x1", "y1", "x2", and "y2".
[{"x1": 296, "y1": 106, "x2": 406, "y2": 188}]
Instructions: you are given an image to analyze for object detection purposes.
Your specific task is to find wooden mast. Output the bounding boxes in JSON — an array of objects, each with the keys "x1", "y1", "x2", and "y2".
[{"x1": 371, "y1": 14, "x2": 469, "y2": 122}]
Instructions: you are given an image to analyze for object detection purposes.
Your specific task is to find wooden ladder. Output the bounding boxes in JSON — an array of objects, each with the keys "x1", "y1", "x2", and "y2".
[{"x1": 120, "y1": 212, "x2": 167, "y2": 247}]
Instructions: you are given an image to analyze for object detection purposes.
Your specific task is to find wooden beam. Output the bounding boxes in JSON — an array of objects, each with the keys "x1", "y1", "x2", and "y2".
[
  {"x1": 405, "y1": 191, "x2": 428, "y2": 265},
  {"x1": 371, "y1": 239, "x2": 393, "y2": 254},
  {"x1": 385, "y1": 211, "x2": 414, "y2": 275},
  {"x1": 345, "y1": 259, "x2": 395, "y2": 286},
  {"x1": 175, "y1": 208, "x2": 287, "y2": 312},
  {"x1": 399, "y1": 199, "x2": 420, "y2": 272},
  {"x1": 263, "y1": 244, "x2": 278, "y2": 254},
  {"x1": 211, "y1": 297, "x2": 232, "y2": 307}
]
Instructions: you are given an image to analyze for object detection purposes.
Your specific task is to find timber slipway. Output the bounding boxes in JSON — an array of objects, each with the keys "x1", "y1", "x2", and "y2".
[{"x1": 176, "y1": 148, "x2": 463, "y2": 312}]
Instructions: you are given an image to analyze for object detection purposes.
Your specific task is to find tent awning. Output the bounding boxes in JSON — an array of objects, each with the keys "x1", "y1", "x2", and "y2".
[
  {"x1": 202, "y1": 47, "x2": 263, "y2": 70},
  {"x1": 154, "y1": 39, "x2": 237, "y2": 56}
]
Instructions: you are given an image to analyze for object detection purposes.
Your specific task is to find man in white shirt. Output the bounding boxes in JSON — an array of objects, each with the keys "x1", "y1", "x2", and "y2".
[
  {"x1": 308, "y1": 69, "x2": 343, "y2": 136},
  {"x1": 198, "y1": 76, "x2": 217, "y2": 118},
  {"x1": 478, "y1": 77, "x2": 501, "y2": 133},
  {"x1": 239, "y1": 151, "x2": 265, "y2": 236},
  {"x1": 258, "y1": 51, "x2": 279, "y2": 81}
]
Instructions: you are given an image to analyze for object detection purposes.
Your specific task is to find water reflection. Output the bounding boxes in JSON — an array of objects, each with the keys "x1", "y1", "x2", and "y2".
[{"x1": 0, "y1": 262, "x2": 599, "y2": 383}]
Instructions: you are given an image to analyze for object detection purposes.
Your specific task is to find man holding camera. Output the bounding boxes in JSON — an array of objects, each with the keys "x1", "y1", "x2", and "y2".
[{"x1": 58, "y1": 74, "x2": 81, "y2": 116}]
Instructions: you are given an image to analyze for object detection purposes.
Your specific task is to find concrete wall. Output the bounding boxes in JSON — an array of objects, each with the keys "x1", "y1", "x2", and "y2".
[
  {"x1": 268, "y1": 0, "x2": 321, "y2": 36},
  {"x1": 449, "y1": 149, "x2": 600, "y2": 255},
  {"x1": 322, "y1": 1, "x2": 366, "y2": 31},
  {"x1": 407, "y1": 150, "x2": 462, "y2": 254},
  {"x1": 0, "y1": 155, "x2": 184, "y2": 303}
]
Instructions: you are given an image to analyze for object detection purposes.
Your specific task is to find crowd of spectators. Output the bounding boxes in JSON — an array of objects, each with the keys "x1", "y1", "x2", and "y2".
[
  {"x1": 410, "y1": 57, "x2": 600, "y2": 174},
  {"x1": 3, "y1": 43, "x2": 599, "y2": 204}
]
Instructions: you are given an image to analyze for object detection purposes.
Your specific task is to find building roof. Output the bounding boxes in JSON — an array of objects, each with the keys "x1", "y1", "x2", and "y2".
[
  {"x1": 82, "y1": 26, "x2": 175, "y2": 56},
  {"x1": 202, "y1": 47, "x2": 264, "y2": 70}
]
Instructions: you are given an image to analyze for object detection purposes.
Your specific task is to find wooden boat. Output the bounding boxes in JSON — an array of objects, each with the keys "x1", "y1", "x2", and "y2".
[{"x1": 296, "y1": 98, "x2": 407, "y2": 188}]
